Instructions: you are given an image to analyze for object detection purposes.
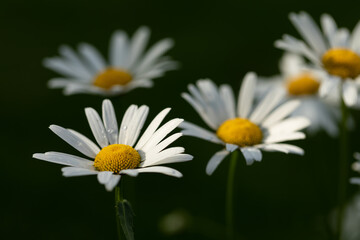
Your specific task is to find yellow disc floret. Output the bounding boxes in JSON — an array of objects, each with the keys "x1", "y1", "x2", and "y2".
[
  {"x1": 287, "y1": 73, "x2": 320, "y2": 96},
  {"x1": 322, "y1": 48, "x2": 360, "y2": 79},
  {"x1": 94, "y1": 144, "x2": 141, "y2": 174},
  {"x1": 93, "y1": 68, "x2": 132, "y2": 89},
  {"x1": 216, "y1": 118, "x2": 263, "y2": 147}
]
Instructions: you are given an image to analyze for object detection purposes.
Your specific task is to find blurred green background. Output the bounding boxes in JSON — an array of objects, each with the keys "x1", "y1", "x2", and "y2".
[{"x1": 2, "y1": 0, "x2": 360, "y2": 239}]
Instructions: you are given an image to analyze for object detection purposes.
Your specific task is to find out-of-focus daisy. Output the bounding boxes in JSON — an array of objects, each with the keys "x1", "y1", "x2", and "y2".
[
  {"x1": 351, "y1": 152, "x2": 360, "y2": 185},
  {"x1": 44, "y1": 26, "x2": 177, "y2": 96},
  {"x1": 257, "y1": 53, "x2": 340, "y2": 137},
  {"x1": 275, "y1": 12, "x2": 360, "y2": 107},
  {"x1": 180, "y1": 73, "x2": 310, "y2": 175},
  {"x1": 33, "y1": 100, "x2": 192, "y2": 191}
]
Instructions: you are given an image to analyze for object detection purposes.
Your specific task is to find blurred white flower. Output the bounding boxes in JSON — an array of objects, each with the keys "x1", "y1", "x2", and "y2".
[
  {"x1": 351, "y1": 152, "x2": 360, "y2": 185},
  {"x1": 257, "y1": 53, "x2": 340, "y2": 137},
  {"x1": 341, "y1": 191, "x2": 360, "y2": 240},
  {"x1": 33, "y1": 99, "x2": 192, "y2": 191},
  {"x1": 180, "y1": 73, "x2": 310, "y2": 175},
  {"x1": 276, "y1": 12, "x2": 360, "y2": 107},
  {"x1": 44, "y1": 27, "x2": 178, "y2": 96}
]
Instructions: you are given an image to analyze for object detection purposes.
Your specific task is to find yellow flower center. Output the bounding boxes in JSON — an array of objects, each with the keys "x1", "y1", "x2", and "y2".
[
  {"x1": 216, "y1": 118, "x2": 263, "y2": 147},
  {"x1": 93, "y1": 68, "x2": 132, "y2": 89},
  {"x1": 322, "y1": 48, "x2": 360, "y2": 79},
  {"x1": 287, "y1": 73, "x2": 320, "y2": 96},
  {"x1": 94, "y1": 144, "x2": 141, "y2": 174}
]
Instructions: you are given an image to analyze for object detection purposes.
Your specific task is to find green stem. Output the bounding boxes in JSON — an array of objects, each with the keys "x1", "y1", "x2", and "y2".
[
  {"x1": 115, "y1": 182, "x2": 124, "y2": 240},
  {"x1": 336, "y1": 84, "x2": 349, "y2": 240},
  {"x1": 226, "y1": 151, "x2": 238, "y2": 240}
]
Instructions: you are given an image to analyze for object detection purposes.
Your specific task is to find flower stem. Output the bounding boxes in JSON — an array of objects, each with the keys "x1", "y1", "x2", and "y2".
[
  {"x1": 115, "y1": 182, "x2": 124, "y2": 240},
  {"x1": 226, "y1": 151, "x2": 238, "y2": 240},
  {"x1": 336, "y1": 85, "x2": 349, "y2": 240}
]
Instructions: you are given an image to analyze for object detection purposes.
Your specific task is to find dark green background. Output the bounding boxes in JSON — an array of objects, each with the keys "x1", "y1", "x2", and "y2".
[{"x1": 2, "y1": 0, "x2": 360, "y2": 239}]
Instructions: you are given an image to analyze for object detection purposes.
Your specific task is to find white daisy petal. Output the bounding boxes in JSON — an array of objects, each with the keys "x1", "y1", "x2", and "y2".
[
  {"x1": 240, "y1": 148, "x2": 255, "y2": 165},
  {"x1": 319, "y1": 77, "x2": 339, "y2": 97},
  {"x1": 333, "y1": 29, "x2": 350, "y2": 47},
  {"x1": 78, "y1": 43, "x2": 107, "y2": 72},
  {"x1": 58, "y1": 45, "x2": 93, "y2": 78},
  {"x1": 205, "y1": 150, "x2": 230, "y2": 175},
  {"x1": 226, "y1": 144, "x2": 238, "y2": 152},
  {"x1": 321, "y1": 13, "x2": 338, "y2": 48},
  {"x1": 109, "y1": 30, "x2": 129, "y2": 68},
  {"x1": 257, "y1": 143, "x2": 304, "y2": 155},
  {"x1": 289, "y1": 12, "x2": 326, "y2": 55},
  {"x1": 179, "y1": 121, "x2": 222, "y2": 144},
  {"x1": 124, "y1": 105, "x2": 149, "y2": 147},
  {"x1": 187, "y1": 84, "x2": 207, "y2": 107},
  {"x1": 59, "y1": 45, "x2": 93, "y2": 79},
  {"x1": 105, "y1": 175, "x2": 121, "y2": 191},
  {"x1": 249, "y1": 87, "x2": 285, "y2": 124},
  {"x1": 247, "y1": 148, "x2": 263, "y2": 162},
  {"x1": 118, "y1": 105, "x2": 138, "y2": 144},
  {"x1": 262, "y1": 100, "x2": 301, "y2": 128},
  {"x1": 135, "y1": 108, "x2": 171, "y2": 149},
  {"x1": 33, "y1": 152, "x2": 94, "y2": 168},
  {"x1": 102, "y1": 99, "x2": 119, "y2": 144},
  {"x1": 120, "y1": 169, "x2": 139, "y2": 177},
  {"x1": 268, "y1": 117, "x2": 311, "y2": 135},
  {"x1": 350, "y1": 177, "x2": 360, "y2": 185},
  {"x1": 146, "y1": 133, "x2": 183, "y2": 156},
  {"x1": 136, "y1": 166, "x2": 183, "y2": 178},
  {"x1": 97, "y1": 171, "x2": 113, "y2": 184},
  {"x1": 275, "y1": 35, "x2": 320, "y2": 64},
  {"x1": 141, "y1": 118, "x2": 183, "y2": 152},
  {"x1": 61, "y1": 167, "x2": 98, "y2": 177},
  {"x1": 144, "y1": 147, "x2": 185, "y2": 165},
  {"x1": 48, "y1": 78, "x2": 86, "y2": 89},
  {"x1": 279, "y1": 53, "x2": 304, "y2": 76},
  {"x1": 264, "y1": 132, "x2": 306, "y2": 144},
  {"x1": 43, "y1": 58, "x2": 85, "y2": 79},
  {"x1": 238, "y1": 72, "x2": 257, "y2": 118},
  {"x1": 85, "y1": 107, "x2": 109, "y2": 148},
  {"x1": 196, "y1": 80, "x2": 228, "y2": 125},
  {"x1": 135, "y1": 38, "x2": 174, "y2": 74},
  {"x1": 181, "y1": 92, "x2": 218, "y2": 130},
  {"x1": 142, "y1": 154, "x2": 193, "y2": 167},
  {"x1": 343, "y1": 81, "x2": 358, "y2": 107},
  {"x1": 127, "y1": 26, "x2": 150, "y2": 69},
  {"x1": 220, "y1": 84, "x2": 236, "y2": 119},
  {"x1": 49, "y1": 125, "x2": 99, "y2": 158},
  {"x1": 67, "y1": 129, "x2": 101, "y2": 155},
  {"x1": 350, "y1": 20, "x2": 360, "y2": 51}
]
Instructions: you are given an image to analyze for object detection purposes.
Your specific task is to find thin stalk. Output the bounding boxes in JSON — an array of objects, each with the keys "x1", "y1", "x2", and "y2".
[
  {"x1": 226, "y1": 151, "x2": 238, "y2": 240},
  {"x1": 115, "y1": 181, "x2": 124, "y2": 240},
  {"x1": 336, "y1": 84, "x2": 349, "y2": 240}
]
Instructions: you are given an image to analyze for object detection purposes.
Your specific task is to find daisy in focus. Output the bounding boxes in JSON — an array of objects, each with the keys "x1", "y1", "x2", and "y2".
[
  {"x1": 180, "y1": 73, "x2": 310, "y2": 175},
  {"x1": 33, "y1": 100, "x2": 192, "y2": 191},
  {"x1": 275, "y1": 12, "x2": 360, "y2": 107},
  {"x1": 44, "y1": 26, "x2": 177, "y2": 96},
  {"x1": 257, "y1": 53, "x2": 340, "y2": 137},
  {"x1": 351, "y1": 152, "x2": 360, "y2": 185}
]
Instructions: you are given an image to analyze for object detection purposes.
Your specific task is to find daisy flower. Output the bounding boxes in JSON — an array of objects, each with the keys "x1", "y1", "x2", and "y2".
[
  {"x1": 33, "y1": 99, "x2": 193, "y2": 191},
  {"x1": 257, "y1": 53, "x2": 340, "y2": 137},
  {"x1": 180, "y1": 73, "x2": 310, "y2": 175},
  {"x1": 275, "y1": 12, "x2": 360, "y2": 107},
  {"x1": 44, "y1": 26, "x2": 178, "y2": 96},
  {"x1": 351, "y1": 152, "x2": 360, "y2": 185}
]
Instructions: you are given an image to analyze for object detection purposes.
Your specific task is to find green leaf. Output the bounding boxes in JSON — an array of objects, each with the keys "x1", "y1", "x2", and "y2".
[{"x1": 116, "y1": 199, "x2": 135, "y2": 240}]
